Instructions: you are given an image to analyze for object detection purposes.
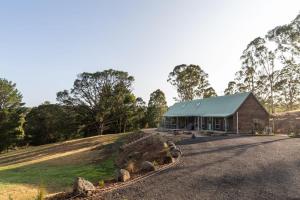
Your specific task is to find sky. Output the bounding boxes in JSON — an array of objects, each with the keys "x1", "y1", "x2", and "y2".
[{"x1": 1, "y1": 0, "x2": 300, "y2": 106}]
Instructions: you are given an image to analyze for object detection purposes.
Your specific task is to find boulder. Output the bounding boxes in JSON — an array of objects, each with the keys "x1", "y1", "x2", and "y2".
[
  {"x1": 73, "y1": 177, "x2": 95, "y2": 195},
  {"x1": 163, "y1": 155, "x2": 175, "y2": 164},
  {"x1": 141, "y1": 161, "x2": 156, "y2": 172},
  {"x1": 170, "y1": 148, "x2": 182, "y2": 158},
  {"x1": 163, "y1": 142, "x2": 169, "y2": 148},
  {"x1": 115, "y1": 169, "x2": 131, "y2": 182},
  {"x1": 167, "y1": 141, "x2": 175, "y2": 147},
  {"x1": 170, "y1": 144, "x2": 177, "y2": 150}
]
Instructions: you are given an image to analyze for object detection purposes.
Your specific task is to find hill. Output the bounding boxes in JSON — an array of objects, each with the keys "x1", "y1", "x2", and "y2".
[{"x1": 0, "y1": 134, "x2": 125, "y2": 200}]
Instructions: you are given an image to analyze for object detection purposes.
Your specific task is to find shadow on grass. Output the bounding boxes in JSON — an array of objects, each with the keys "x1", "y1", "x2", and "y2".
[
  {"x1": 0, "y1": 133, "x2": 128, "y2": 197},
  {"x1": 0, "y1": 134, "x2": 121, "y2": 167}
]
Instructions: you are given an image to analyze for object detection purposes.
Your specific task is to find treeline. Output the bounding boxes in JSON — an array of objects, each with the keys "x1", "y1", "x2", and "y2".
[
  {"x1": 0, "y1": 70, "x2": 168, "y2": 151},
  {"x1": 224, "y1": 14, "x2": 300, "y2": 113},
  {"x1": 0, "y1": 63, "x2": 217, "y2": 151}
]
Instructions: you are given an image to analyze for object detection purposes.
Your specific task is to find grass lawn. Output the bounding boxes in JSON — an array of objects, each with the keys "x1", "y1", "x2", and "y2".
[{"x1": 0, "y1": 133, "x2": 126, "y2": 200}]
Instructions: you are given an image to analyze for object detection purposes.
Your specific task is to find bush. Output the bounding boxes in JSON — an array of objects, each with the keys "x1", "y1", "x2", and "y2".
[
  {"x1": 98, "y1": 180, "x2": 105, "y2": 188},
  {"x1": 35, "y1": 185, "x2": 45, "y2": 200}
]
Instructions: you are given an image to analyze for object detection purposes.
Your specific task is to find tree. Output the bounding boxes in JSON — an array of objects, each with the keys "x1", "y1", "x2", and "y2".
[
  {"x1": 226, "y1": 13, "x2": 300, "y2": 112},
  {"x1": 275, "y1": 61, "x2": 300, "y2": 110},
  {"x1": 224, "y1": 81, "x2": 239, "y2": 95},
  {"x1": 267, "y1": 14, "x2": 300, "y2": 110},
  {"x1": 203, "y1": 87, "x2": 217, "y2": 98},
  {"x1": 168, "y1": 64, "x2": 216, "y2": 101},
  {"x1": 146, "y1": 89, "x2": 168, "y2": 127},
  {"x1": 57, "y1": 69, "x2": 135, "y2": 135},
  {"x1": 226, "y1": 37, "x2": 278, "y2": 113},
  {"x1": 0, "y1": 79, "x2": 24, "y2": 151},
  {"x1": 24, "y1": 104, "x2": 79, "y2": 145},
  {"x1": 134, "y1": 97, "x2": 147, "y2": 129}
]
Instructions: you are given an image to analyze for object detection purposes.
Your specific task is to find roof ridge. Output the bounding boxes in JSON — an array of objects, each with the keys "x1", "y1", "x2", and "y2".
[{"x1": 175, "y1": 92, "x2": 251, "y2": 104}]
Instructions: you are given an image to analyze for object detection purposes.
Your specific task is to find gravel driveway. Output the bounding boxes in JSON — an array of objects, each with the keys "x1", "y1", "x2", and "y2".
[{"x1": 103, "y1": 135, "x2": 300, "y2": 200}]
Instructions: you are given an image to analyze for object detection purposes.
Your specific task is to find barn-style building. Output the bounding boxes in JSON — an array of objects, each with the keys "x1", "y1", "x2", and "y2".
[{"x1": 162, "y1": 92, "x2": 269, "y2": 134}]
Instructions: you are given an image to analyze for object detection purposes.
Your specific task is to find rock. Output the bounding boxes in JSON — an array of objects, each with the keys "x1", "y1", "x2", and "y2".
[
  {"x1": 142, "y1": 151, "x2": 149, "y2": 157},
  {"x1": 115, "y1": 169, "x2": 131, "y2": 182},
  {"x1": 167, "y1": 141, "x2": 175, "y2": 147},
  {"x1": 141, "y1": 161, "x2": 156, "y2": 172},
  {"x1": 170, "y1": 144, "x2": 177, "y2": 150},
  {"x1": 163, "y1": 155, "x2": 175, "y2": 164},
  {"x1": 163, "y1": 142, "x2": 168, "y2": 148},
  {"x1": 192, "y1": 133, "x2": 196, "y2": 139},
  {"x1": 73, "y1": 177, "x2": 95, "y2": 195},
  {"x1": 170, "y1": 148, "x2": 182, "y2": 158}
]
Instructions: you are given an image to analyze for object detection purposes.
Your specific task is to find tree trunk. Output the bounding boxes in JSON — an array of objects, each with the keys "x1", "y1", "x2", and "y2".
[
  {"x1": 123, "y1": 122, "x2": 127, "y2": 133},
  {"x1": 98, "y1": 123, "x2": 104, "y2": 135}
]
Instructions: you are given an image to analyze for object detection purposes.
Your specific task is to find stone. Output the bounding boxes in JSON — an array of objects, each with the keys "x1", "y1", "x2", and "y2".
[
  {"x1": 170, "y1": 144, "x2": 177, "y2": 150},
  {"x1": 167, "y1": 140, "x2": 175, "y2": 147},
  {"x1": 141, "y1": 161, "x2": 156, "y2": 172},
  {"x1": 170, "y1": 148, "x2": 182, "y2": 158},
  {"x1": 115, "y1": 169, "x2": 131, "y2": 182},
  {"x1": 163, "y1": 142, "x2": 168, "y2": 148},
  {"x1": 163, "y1": 155, "x2": 175, "y2": 164},
  {"x1": 73, "y1": 177, "x2": 95, "y2": 195}
]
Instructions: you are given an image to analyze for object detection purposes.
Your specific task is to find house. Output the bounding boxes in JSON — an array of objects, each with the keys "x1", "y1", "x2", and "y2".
[{"x1": 162, "y1": 92, "x2": 269, "y2": 134}]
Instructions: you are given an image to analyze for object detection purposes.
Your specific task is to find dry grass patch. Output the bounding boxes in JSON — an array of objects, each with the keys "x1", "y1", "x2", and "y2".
[{"x1": 0, "y1": 134, "x2": 125, "y2": 200}]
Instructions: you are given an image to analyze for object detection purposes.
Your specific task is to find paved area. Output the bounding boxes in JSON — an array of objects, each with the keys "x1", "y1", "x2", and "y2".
[{"x1": 103, "y1": 135, "x2": 300, "y2": 200}]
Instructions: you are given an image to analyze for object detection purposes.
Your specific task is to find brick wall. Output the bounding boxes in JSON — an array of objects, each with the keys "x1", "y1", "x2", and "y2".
[{"x1": 233, "y1": 94, "x2": 269, "y2": 134}]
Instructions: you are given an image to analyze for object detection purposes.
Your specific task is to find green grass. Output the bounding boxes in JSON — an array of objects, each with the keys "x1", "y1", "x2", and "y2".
[
  {"x1": 0, "y1": 157, "x2": 116, "y2": 192},
  {"x1": 0, "y1": 133, "x2": 129, "y2": 200}
]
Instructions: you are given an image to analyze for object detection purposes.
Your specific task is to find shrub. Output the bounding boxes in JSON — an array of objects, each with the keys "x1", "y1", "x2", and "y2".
[
  {"x1": 98, "y1": 180, "x2": 105, "y2": 188},
  {"x1": 35, "y1": 185, "x2": 45, "y2": 200},
  {"x1": 152, "y1": 160, "x2": 159, "y2": 166},
  {"x1": 125, "y1": 160, "x2": 137, "y2": 173}
]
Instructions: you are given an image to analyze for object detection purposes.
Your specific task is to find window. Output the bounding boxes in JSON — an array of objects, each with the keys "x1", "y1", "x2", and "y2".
[{"x1": 215, "y1": 119, "x2": 221, "y2": 130}]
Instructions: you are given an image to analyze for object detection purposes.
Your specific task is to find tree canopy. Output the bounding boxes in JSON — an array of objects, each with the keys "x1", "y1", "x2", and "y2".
[
  {"x1": 57, "y1": 69, "x2": 140, "y2": 135},
  {"x1": 225, "y1": 13, "x2": 300, "y2": 113},
  {"x1": 146, "y1": 89, "x2": 168, "y2": 127},
  {"x1": 168, "y1": 64, "x2": 217, "y2": 101},
  {"x1": 0, "y1": 79, "x2": 25, "y2": 151}
]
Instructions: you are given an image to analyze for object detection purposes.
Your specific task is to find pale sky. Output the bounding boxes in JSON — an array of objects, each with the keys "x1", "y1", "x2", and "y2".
[{"x1": 1, "y1": 0, "x2": 299, "y2": 106}]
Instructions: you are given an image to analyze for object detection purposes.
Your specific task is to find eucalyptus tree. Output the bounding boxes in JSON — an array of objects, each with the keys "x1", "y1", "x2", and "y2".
[
  {"x1": 225, "y1": 13, "x2": 300, "y2": 112},
  {"x1": 275, "y1": 61, "x2": 300, "y2": 110},
  {"x1": 168, "y1": 64, "x2": 216, "y2": 101},
  {"x1": 224, "y1": 81, "x2": 239, "y2": 95},
  {"x1": 226, "y1": 37, "x2": 278, "y2": 113},
  {"x1": 267, "y1": 14, "x2": 300, "y2": 110}
]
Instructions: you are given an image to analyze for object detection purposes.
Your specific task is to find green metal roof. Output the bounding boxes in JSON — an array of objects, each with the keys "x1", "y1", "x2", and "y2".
[{"x1": 164, "y1": 92, "x2": 251, "y2": 117}]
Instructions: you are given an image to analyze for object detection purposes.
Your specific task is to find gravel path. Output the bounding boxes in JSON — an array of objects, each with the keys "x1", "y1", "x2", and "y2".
[{"x1": 103, "y1": 135, "x2": 300, "y2": 200}]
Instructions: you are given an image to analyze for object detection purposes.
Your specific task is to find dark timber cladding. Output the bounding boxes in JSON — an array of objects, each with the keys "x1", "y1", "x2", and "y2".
[{"x1": 162, "y1": 92, "x2": 269, "y2": 134}]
